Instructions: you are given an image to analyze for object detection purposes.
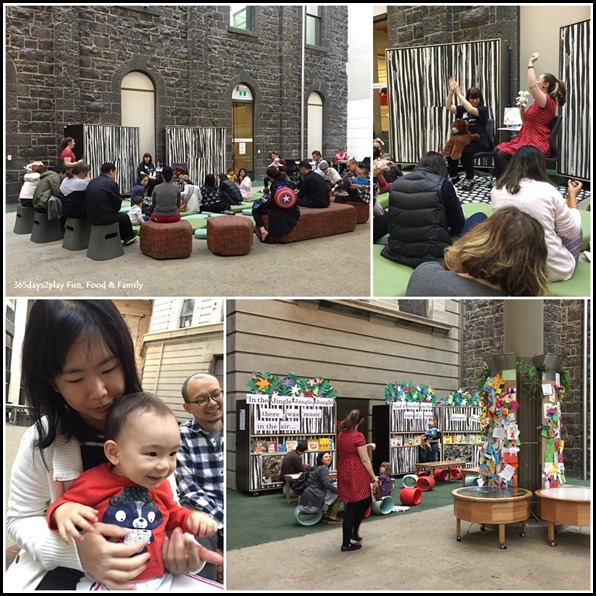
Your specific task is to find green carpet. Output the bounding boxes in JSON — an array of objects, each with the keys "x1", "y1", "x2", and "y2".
[
  {"x1": 227, "y1": 476, "x2": 589, "y2": 550},
  {"x1": 228, "y1": 478, "x2": 458, "y2": 551}
]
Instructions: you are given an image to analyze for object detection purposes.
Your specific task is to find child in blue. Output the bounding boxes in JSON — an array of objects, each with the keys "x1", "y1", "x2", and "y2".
[{"x1": 423, "y1": 416, "x2": 441, "y2": 462}]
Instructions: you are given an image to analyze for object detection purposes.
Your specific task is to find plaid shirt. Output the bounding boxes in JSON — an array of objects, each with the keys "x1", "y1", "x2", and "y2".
[{"x1": 176, "y1": 418, "x2": 224, "y2": 528}]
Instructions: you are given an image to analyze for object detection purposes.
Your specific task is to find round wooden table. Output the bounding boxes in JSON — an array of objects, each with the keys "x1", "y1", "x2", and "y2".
[
  {"x1": 452, "y1": 486, "x2": 532, "y2": 549},
  {"x1": 535, "y1": 486, "x2": 591, "y2": 546}
]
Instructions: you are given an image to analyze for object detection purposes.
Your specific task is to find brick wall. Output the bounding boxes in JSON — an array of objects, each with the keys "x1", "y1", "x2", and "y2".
[{"x1": 5, "y1": 5, "x2": 348, "y2": 202}]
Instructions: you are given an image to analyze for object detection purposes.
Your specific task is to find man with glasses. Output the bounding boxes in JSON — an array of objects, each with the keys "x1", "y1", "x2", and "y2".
[{"x1": 176, "y1": 373, "x2": 224, "y2": 583}]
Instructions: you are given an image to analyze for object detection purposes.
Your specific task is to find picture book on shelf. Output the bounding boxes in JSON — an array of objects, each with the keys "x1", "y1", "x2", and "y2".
[
  {"x1": 266, "y1": 440, "x2": 278, "y2": 453},
  {"x1": 286, "y1": 439, "x2": 298, "y2": 452},
  {"x1": 278, "y1": 443, "x2": 288, "y2": 453},
  {"x1": 308, "y1": 439, "x2": 320, "y2": 451},
  {"x1": 254, "y1": 440, "x2": 266, "y2": 453},
  {"x1": 318, "y1": 437, "x2": 331, "y2": 450}
]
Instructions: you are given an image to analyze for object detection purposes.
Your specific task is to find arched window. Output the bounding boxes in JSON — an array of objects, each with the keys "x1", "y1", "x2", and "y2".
[
  {"x1": 307, "y1": 92, "x2": 323, "y2": 156},
  {"x1": 121, "y1": 72, "x2": 156, "y2": 159},
  {"x1": 232, "y1": 84, "x2": 254, "y2": 177}
]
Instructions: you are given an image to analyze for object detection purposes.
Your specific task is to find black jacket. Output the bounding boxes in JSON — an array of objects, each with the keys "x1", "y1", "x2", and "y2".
[{"x1": 381, "y1": 167, "x2": 451, "y2": 268}]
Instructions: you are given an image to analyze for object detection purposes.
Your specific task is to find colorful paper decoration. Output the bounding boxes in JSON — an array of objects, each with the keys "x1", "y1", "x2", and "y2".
[
  {"x1": 246, "y1": 371, "x2": 337, "y2": 399},
  {"x1": 541, "y1": 396, "x2": 565, "y2": 487},
  {"x1": 384, "y1": 381, "x2": 436, "y2": 404},
  {"x1": 443, "y1": 387, "x2": 481, "y2": 407},
  {"x1": 478, "y1": 376, "x2": 519, "y2": 488}
]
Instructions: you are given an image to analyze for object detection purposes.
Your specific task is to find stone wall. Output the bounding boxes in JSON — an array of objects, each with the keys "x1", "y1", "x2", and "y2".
[
  {"x1": 461, "y1": 300, "x2": 589, "y2": 480},
  {"x1": 386, "y1": 6, "x2": 519, "y2": 106},
  {"x1": 5, "y1": 5, "x2": 348, "y2": 202}
]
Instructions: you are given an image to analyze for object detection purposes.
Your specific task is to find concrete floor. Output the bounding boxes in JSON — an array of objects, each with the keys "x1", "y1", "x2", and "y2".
[
  {"x1": 5, "y1": 212, "x2": 371, "y2": 298},
  {"x1": 226, "y1": 501, "x2": 592, "y2": 591}
]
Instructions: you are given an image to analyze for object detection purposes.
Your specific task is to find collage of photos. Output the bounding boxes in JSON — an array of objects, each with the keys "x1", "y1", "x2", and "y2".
[{"x1": 3, "y1": 4, "x2": 592, "y2": 594}]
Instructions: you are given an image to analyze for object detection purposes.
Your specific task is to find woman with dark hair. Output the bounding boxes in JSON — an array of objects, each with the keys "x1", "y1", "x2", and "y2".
[
  {"x1": 491, "y1": 145, "x2": 582, "y2": 282},
  {"x1": 236, "y1": 168, "x2": 253, "y2": 200},
  {"x1": 381, "y1": 151, "x2": 486, "y2": 269},
  {"x1": 150, "y1": 165, "x2": 181, "y2": 223},
  {"x1": 494, "y1": 51, "x2": 567, "y2": 180},
  {"x1": 59, "y1": 162, "x2": 90, "y2": 219},
  {"x1": 406, "y1": 206, "x2": 551, "y2": 296},
  {"x1": 297, "y1": 451, "x2": 341, "y2": 522},
  {"x1": 337, "y1": 409, "x2": 377, "y2": 552},
  {"x1": 200, "y1": 174, "x2": 230, "y2": 213},
  {"x1": 59, "y1": 137, "x2": 84, "y2": 169},
  {"x1": 137, "y1": 152, "x2": 158, "y2": 196},
  {"x1": 445, "y1": 78, "x2": 490, "y2": 190},
  {"x1": 6, "y1": 300, "x2": 218, "y2": 590}
]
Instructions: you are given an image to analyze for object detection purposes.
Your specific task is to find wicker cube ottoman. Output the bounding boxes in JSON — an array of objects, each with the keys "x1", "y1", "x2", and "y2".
[
  {"x1": 338, "y1": 200, "x2": 370, "y2": 224},
  {"x1": 140, "y1": 219, "x2": 192, "y2": 260},
  {"x1": 207, "y1": 215, "x2": 254, "y2": 256}
]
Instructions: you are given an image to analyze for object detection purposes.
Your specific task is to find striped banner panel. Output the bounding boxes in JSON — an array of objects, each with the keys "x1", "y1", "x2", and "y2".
[
  {"x1": 559, "y1": 20, "x2": 591, "y2": 180},
  {"x1": 84, "y1": 125, "x2": 139, "y2": 195},
  {"x1": 386, "y1": 40, "x2": 502, "y2": 165},
  {"x1": 165, "y1": 127, "x2": 227, "y2": 187}
]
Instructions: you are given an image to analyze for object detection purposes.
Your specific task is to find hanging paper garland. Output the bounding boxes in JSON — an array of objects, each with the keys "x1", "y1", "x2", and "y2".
[
  {"x1": 442, "y1": 387, "x2": 481, "y2": 407},
  {"x1": 384, "y1": 381, "x2": 436, "y2": 404},
  {"x1": 247, "y1": 371, "x2": 337, "y2": 399}
]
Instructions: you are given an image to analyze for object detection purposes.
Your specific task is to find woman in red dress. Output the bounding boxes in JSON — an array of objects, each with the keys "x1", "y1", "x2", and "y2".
[
  {"x1": 494, "y1": 51, "x2": 566, "y2": 180},
  {"x1": 59, "y1": 137, "x2": 83, "y2": 169},
  {"x1": 337, "y1": 409, "x2": 378, "y2": 552}
]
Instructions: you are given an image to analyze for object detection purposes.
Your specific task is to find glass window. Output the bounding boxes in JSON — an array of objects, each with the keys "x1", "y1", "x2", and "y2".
[
  {"x1": 306, "y1": 6, "x2": 322, "y2": 46},
  {"x1": 179, "y1": 299, "x2": 196, "y2": 328},
  {"x1": 230, "y1": 4, "x2": 254, "y2": 31},
  {"x1": 398, "y1": 300, "x2": 427, "y2": 318}
]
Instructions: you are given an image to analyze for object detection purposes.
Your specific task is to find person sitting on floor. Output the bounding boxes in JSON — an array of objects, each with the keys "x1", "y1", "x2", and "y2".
[
  {"x1": 406, "y1": 206, "x2": 551, "y2": 297},
  {"x1": 218, "y1": 173, "x2": 243, "y2": 206}
]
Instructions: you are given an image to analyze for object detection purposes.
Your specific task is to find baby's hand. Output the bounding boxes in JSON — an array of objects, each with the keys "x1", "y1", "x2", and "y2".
[
  {"x1": 186, "y1": 511, "x2": 218, "y2": 538},
  {"x1": 53, "y1": 502, "x2": 99, "y2": 544}
]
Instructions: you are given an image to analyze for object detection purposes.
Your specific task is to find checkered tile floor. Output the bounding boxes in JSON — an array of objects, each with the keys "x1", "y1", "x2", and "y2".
[{"x1": 456, "y1": 172, "x2": 591, "y2": 207}]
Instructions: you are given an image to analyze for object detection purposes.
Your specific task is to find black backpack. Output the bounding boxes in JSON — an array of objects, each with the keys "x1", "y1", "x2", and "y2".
[{"x1": 291, "y1": 469, "x2": 310, "y2": 495}]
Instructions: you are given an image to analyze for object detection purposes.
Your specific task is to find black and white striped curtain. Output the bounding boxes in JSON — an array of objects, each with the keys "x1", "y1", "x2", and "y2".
[
  {"x1": 386, "y1": 40, "x2": 502, "y2": 164},
  {"x1": 165, "y1": 127, "x2": 226, "y2": 187},
  {"x1": 83, "y1": 125, "x2": 139, "y2": 195},
  {"x1": 559, "y1": 20, "x2": 590, "y2": 180}
]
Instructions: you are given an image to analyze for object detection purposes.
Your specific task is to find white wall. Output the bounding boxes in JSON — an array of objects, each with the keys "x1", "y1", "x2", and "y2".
[
  {"x1": 520, "y1": 5, "x2": 591, "y2": 85},
  {"x1": 347, "y1": 5, "x2": 373, "y2": 160}
]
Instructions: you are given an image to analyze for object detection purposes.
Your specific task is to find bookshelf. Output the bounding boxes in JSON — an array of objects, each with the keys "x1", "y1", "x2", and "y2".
[
  {"x1": 372, "y1": 402, "x2": 437, "y2": 475},
  {"x1": 236, "y1": 395, "x2": 337, "y2": 493},
  {"x1": 439, "y1": 406, "x2": 483, "y2": 467}
]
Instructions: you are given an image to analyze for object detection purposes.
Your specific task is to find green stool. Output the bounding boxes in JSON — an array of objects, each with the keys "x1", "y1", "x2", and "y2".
[
  {"x1": 194, "y1": 228, "x2": 207, "y2": 239},
  {"x1": 294, "y1": 507, "x2": 323, "y2": 526},
  {"x1": 462, "y1": 203, "x2": 493, "y2": 218},
  {"x1": 372, "y1": 244, "x2": 415, "y2": 297},
  {"x1": 378, "y1": 192, "x2": 390, "y2": 210},
  {"x1": 183, "y1": 214, "x2": 209, "y2": 231},
  {"x1": 231, "y1": 202, "x2": 254, "y2": 213},
  {"x1": 548, "y1": 260, "x2": 591, "y2": 297},
  {"x1": 579, "y1": 210, "x2": 590, "y2": 252}
]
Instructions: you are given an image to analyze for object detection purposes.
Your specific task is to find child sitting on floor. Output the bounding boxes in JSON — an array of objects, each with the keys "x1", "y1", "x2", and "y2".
[{"x1": 128, "y1": 195, "x2": 147, "y2": 226}]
